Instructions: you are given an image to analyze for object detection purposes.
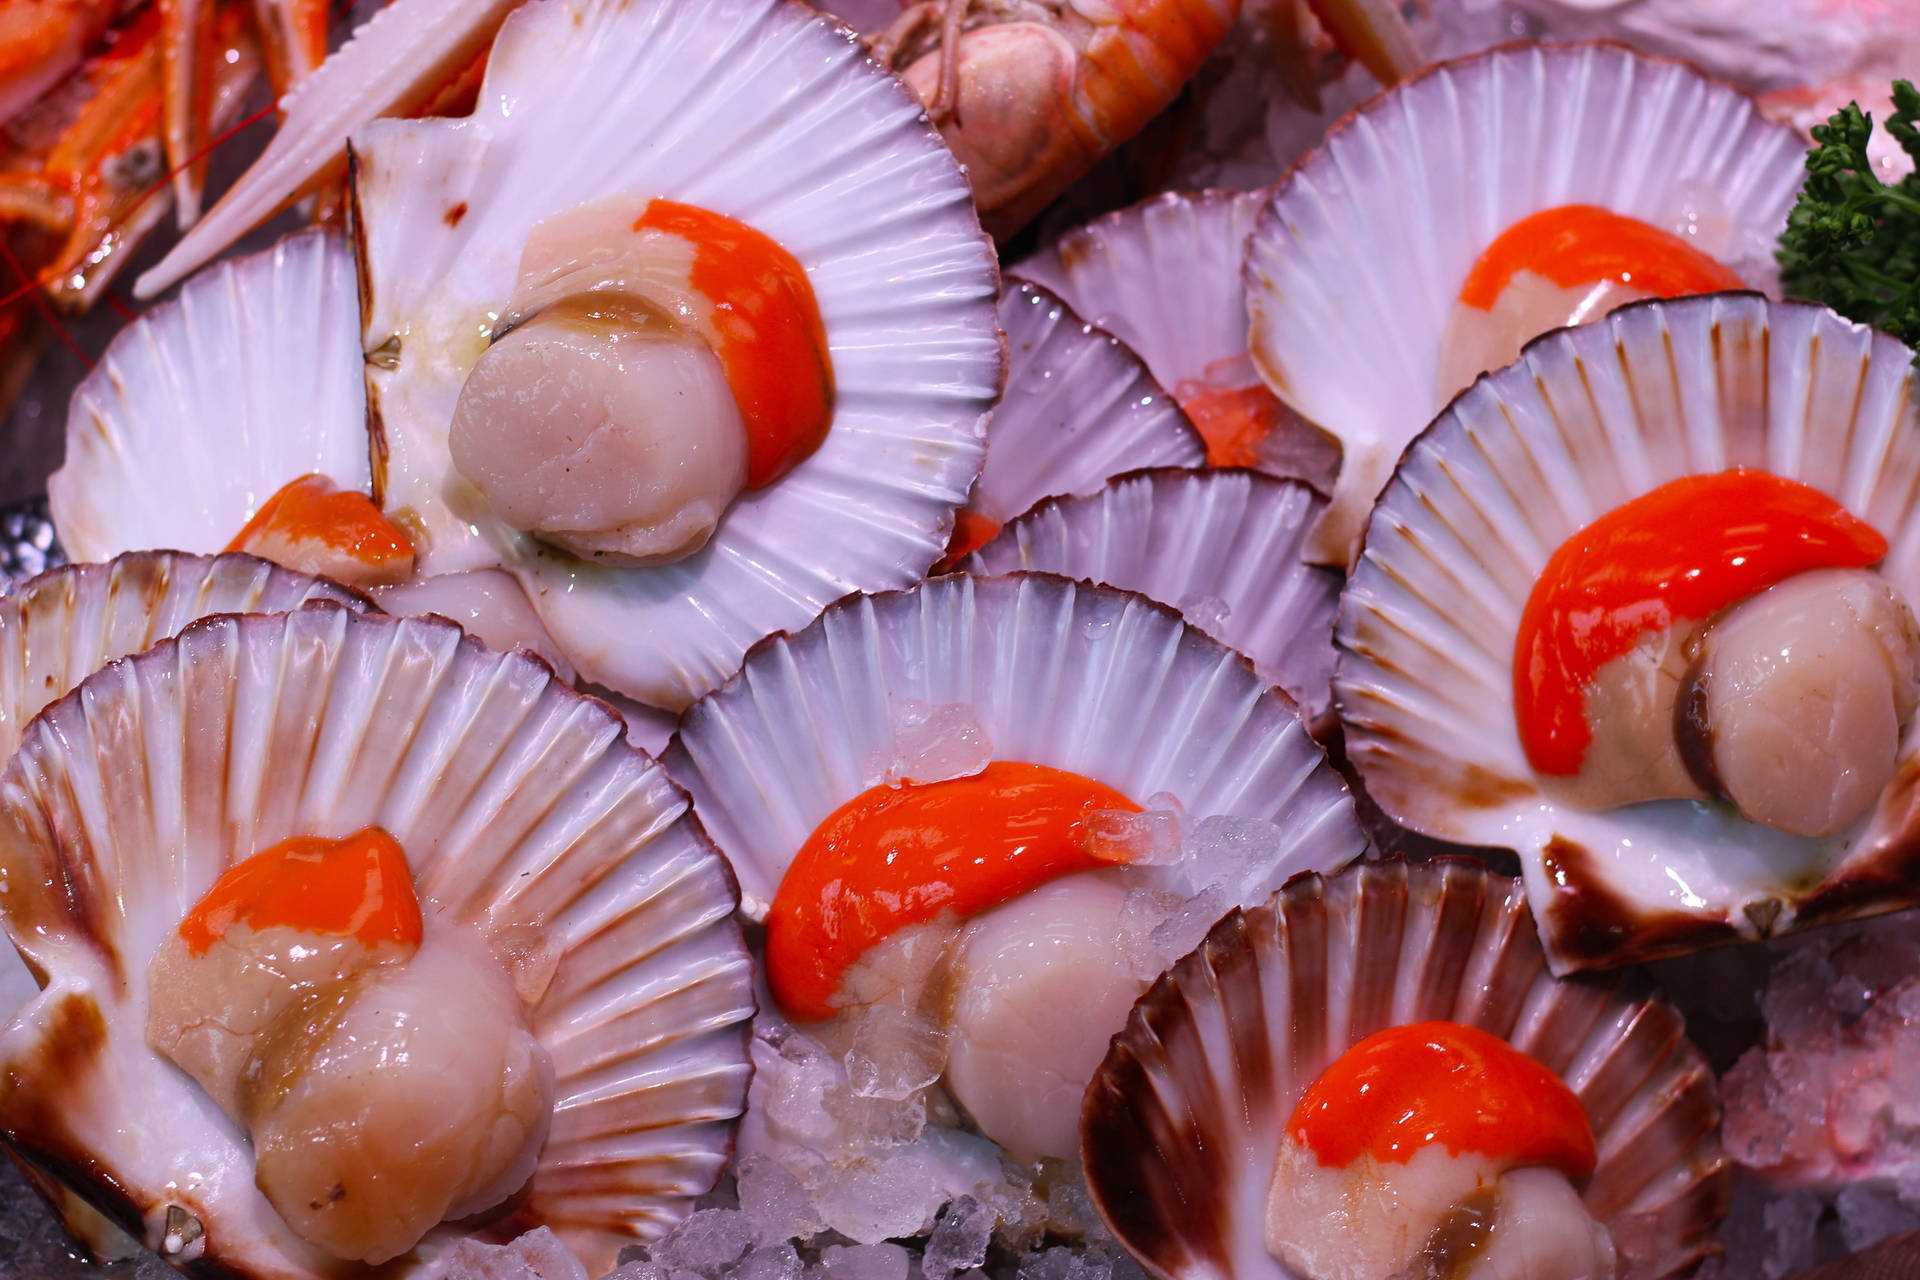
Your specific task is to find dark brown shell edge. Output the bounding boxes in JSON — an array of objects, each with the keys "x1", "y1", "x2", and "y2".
[{"x1": 1081, "y1": 858, "x2": 1729, "y2": 1280}]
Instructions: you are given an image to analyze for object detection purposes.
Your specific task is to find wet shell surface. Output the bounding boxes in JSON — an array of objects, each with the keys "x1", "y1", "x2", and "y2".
[
  {"x1": 962, "y1": 469, "x2": 1339, "y2": 718},
  {"x1": 48, "y1": 231, "x2": 368, "y2": 563},
  {"x1": 353, "y1": 0, "x2": 1003, "y2": 711},
  {"x1": 1244, "y1": 41, "x2": 1809, "y2": 564},
  {"x1": 0, "y1": 606, "x2": 755, "y2": 1277},
  {"x1": 1335, "y1": 294, "x2": 1920, "y2": 973},
  {"x1": 960, "y1": 284, "x2": 1202, "y2": 538},
  {"x1": 1082, "y1": 858, "x2": 1729, "y2": 1280},
  {"x1": 1014, "y1": 189, "x2": 1338, "y2": 487},
  {"x1": 663, "y1": 572, "x2": 1365, "y2": 921}
]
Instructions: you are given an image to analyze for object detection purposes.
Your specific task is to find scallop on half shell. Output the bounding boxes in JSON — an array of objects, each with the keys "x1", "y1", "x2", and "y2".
[
  {"x1": 963, "y1": 468, "x2": 1340, "y2": 718},
  {"x1": 0, "y1": 606, "x2": 755, "y2": 1277},
  {"x1": 1014, "y1": 189, "x2": 1339, "y2": 488},
  {"x1": 1336, "y1": 294, "x2": 1920, "y2": 973},
  {"x1": 663, "y1": 572, "x2": 1366, "y2": 1177},
  {"x1": 1083, "y1": 858, "x2": 1728, "y2": 1280},
  {"x1": 951, "y1": 283, "x2": 1203, "y2": 560},
  {"x1": 352, "y1": 0, "x2": 1004, "y2": 711},
  {"x1": 1244, "y1": 41, "x2": 1808, "y2": 565},
  {"x1": 48, "y1": 231, "x2": 367, "y2": 563}
]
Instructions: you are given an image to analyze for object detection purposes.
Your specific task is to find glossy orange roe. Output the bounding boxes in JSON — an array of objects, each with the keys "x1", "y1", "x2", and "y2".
[
  {"x1": 1459, "y1": 205, "x2": 1745, "y2": 310},
  {"x1": 180, "y1": 827, "x2": 423, "y2": 957}
]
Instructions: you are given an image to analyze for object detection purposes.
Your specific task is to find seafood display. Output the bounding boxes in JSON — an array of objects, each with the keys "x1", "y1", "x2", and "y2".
[{"x1": 1, "y1": 0, "x2": 1919, "y2": 1274}]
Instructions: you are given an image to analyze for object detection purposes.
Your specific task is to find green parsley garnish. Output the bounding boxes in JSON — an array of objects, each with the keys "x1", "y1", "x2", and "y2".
[{"x1": 1777, "y1": 80, "x2": 1920, "y2": 353}]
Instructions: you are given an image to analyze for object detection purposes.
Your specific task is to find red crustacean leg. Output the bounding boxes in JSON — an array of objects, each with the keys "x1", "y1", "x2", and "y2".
[
  {"x1": 156, "y1": 0, "x2": 218, "y2": 226},
  {"x1": 0, "y1": 0, "x2": 119, "y2": 128},
  {"x1": 1299, "y1": 0, "x2": 1417, "y2": 88}
]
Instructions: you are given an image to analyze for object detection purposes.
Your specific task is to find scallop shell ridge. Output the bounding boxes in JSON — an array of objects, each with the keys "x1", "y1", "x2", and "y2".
[
  {"x1": 49, "y1": 230, "x2": 368, "y2": 563},
  {"x1": 663, "y1": 572, "x2": 1365, "y2": 920},
  {"x1": 963, "y1": 469, "x2": 1339, "y2": 716},
  {"x1": 965, "y1": 283, "x2": 1203, "y2": 529},
  {"x1": 1082, "y1": 858, "x2": 1728, "y2": 1280},
  {"x1": 1336, "y1": 293, "x2": 1920, "y2": 972},
  {"x1": 0, "y1": 606, "x2": 754, "y2": 1277},
  {"x1": 1244, "y1": 40, "x2": 1809, "y2": 564}
]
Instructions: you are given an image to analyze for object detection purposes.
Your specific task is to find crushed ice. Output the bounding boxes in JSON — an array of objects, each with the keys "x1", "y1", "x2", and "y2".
[{"x1": 862, "y1": 701, "x2": 993, "y2": 790}]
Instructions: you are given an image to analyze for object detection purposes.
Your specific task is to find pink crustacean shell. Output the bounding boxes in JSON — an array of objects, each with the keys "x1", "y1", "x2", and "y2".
[{"x1": 1082, "y1": 858, "x2": 1729, "y2": 1280}]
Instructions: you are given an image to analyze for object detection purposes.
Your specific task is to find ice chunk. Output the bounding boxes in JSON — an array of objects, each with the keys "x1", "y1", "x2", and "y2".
[
  {"x1": 832, "y1": 915, "x2": 962, "y2": 1011},
  {"x1": 924, "y1": 1197, "x2": 995, "y2": 1280},
  {"x1": 816, "y1": 1152, "x2": 947, "y2": 1243},
  {"x1": 1177, "y1": 595, "x2": 1232, "y2": 634},
  {"x1": 1017, "y1": 1247, "x2": 1076, "y2": 1280},
  {"x1": 844, "y1": 1004, "x2": 949, "y2": 1101},
  {"x1": 1836, "y1": 1183, "x2": 1920, "y2": 1251},
  {"x1": 762, "y1": 1032, "x2": 845, "y2": 1149},
  {"x1": 820, "y1": 1244, "x2": 911, "y2": 1280},
  {"x1": 823, "y1": 1083, "x2": 928, "y2": 1145},
  {"x1": 862, "y1": 701, "x2": 992, "y2": 788},
  {"x1": 736, "y1": 1156, "x2": 821, "y2": 1247},
  {"x1": 733, "y1": 1246, "x2": 804, "y2": 1280},
  {"x1": 440, "y1": 1229, "x2": 588, "y2": 1280},
  {"x1": 1085, "y1": 810, "x2": 1182, "y2": 867},
  {"x1": 1176, "y1": 815, "x2": 1285, "y2": 904},
  {"x1": 650, "y1": 1209, "x2": 754, "y2": 1275},
  {"x1": 1148, "y1": 884, "x2": 1230, "y2": 965},
  {"x1": 1045, "y1": 1181, "x2": 1106, "y2": 1241}
]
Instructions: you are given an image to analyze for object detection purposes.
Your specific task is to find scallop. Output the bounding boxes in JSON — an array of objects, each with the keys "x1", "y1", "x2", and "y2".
[
  {"x1": 1243, "y1": 42, "x2": 1808, "y2": 565},
  {"x1": 0, "y1": 606, "x2": 754, "y2": 1276},
  {"x1": 665, "y1": 573, "x2": 1367, "y2": 1175},
  {"x1": 1335, "y1": 293, "x2": 1920, "y2": 973},
  {"x1": 1081, "y1": 860, "x2": 1728, "y2": 1280}
]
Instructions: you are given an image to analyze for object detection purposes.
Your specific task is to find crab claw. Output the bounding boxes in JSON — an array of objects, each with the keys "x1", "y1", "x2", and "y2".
[
  {"x1": 252, "y1": 0, "x2": 332, "y2": 98},
  {"x1": 135, "y1": 0, "x2": 520, "y2": 299},
  {"x1": 1303, "y1": 0, "x2": 1418, "y2": 89}
]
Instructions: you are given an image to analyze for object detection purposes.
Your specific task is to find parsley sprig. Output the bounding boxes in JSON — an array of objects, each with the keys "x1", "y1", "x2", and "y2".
[{"x1": 1777, "y1": 80, "x2": 1920, "y2": 353}]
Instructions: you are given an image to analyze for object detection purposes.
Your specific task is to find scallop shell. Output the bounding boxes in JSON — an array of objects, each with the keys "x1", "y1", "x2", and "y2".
[
  {"x1": 662, "y1": 572, "x2": 1366, "y2": 921},
  {"x1": 48, "y1": 230, "x2": 368, "y2": 563},
  {"x1": 0, "y1": 552, "x2": 366, "y2": 765},
  {"x1": 1013, "y1": 190, "x2": 1338, "y2": 487},
  {"x1": 0, "y1": 606, "x2": 755, "y2": 1277},
  {"x1": 1335, "y1": 294, "x2": 1920, "y2": 973},
  {"x1": 1244, "y1": 41, "x2": 1809, "y2": 565},
  {"x1": 1082, "y1": 858, "x2": 1729, "y2": 1280},
  {"x1": 962, "y1": 469, "x2": 1339, "y2": 718},
  {"x1": 351, "y1": 0, "x2": 1003, "y2": 711},
  {"x1": 960, "y1": 284, "x2": 1203, "y2": 540}
]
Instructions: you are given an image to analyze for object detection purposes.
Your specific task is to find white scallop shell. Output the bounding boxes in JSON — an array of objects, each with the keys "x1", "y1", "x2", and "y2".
[
  {"x1": 1082, "y1": 858, "x2": 1729, "y2": 1280},
  {"x1": 1013, "y1": 190, "x2": 1339, "y2": 487},
  {"x1": 0, "y1": 607, "x2": 755, "y2": 1277},
  {"x1": 1244, "y1": 41, "x2": 1809, "y2": 565},
  {"x1": 1017, "y1": 190, "x2": 1266, "y2": 403},
  {"x1": 662, "y1": 572, "x2": 1366, "y2": 921},
  {"x1": 963, "y1": 284, "x2": 1203, "y2": 536},
  {"x1": 49, "y1": 231, "x2": 368, "y2": 563},
  {"x1": 1335, "y1": 294, "x2": 1920, "y2": 974},
  {"x1": 962, "y1": 469, "x2": 1339, "y2": 718},
  {"x1": 352, "y1": 0, "x2": 1003, "y2": 711}
]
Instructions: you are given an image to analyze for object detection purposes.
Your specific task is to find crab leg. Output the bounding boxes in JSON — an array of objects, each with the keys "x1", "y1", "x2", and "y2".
[
  {"x1": 0, "y1": 0, "x2": 118, "y2": 128},
  {"x1": 251, "y1": 0, "x2": 330, "y2": 97},
  {"x1": 135, "y1": 0, "x2": 522, "y2": 298},
  {"x1": 157, "y1": 0, "x2": 218, "y2": 226},
  {"x1": 1302, "y1": 0, "x2": 1418, "y2": 88}
]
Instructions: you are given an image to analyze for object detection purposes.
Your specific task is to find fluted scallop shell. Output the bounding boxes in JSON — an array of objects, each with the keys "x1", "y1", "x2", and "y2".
[
  {"x1": 1336, "y1": 294, "x2": 1920, "y2": 974},
  {"x1": 0, "y1": 607, "x2": 755, "y2": 1277},
  {"x1": 960, "y1": 284, "x2": 1202, "y2": 542},
  {"x1": 962, "y1": 469, "x2": 1339, "y2": 717},
  {"x1": 1244, "y1": 41, "x2": 1809, "y2": 565},
  {"x1": 0, "y1": 552, "x2": 366, "y2": 765},
  {"x1": 663, "y1": 572, "x2": 1365, "y2": 921},
  {"x1": 1014, "y1": 189, "x2": 1338, "y2": 486},
  {"x1": 353, "y1": 0, "x2": 1002, "y2": 711},
  {"x1": 1083, "y1": 858, "x2": 1729, "y2": 1280},
  {"x1": 48, "y1": 231, "x2": 367, "y2": 563}
]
